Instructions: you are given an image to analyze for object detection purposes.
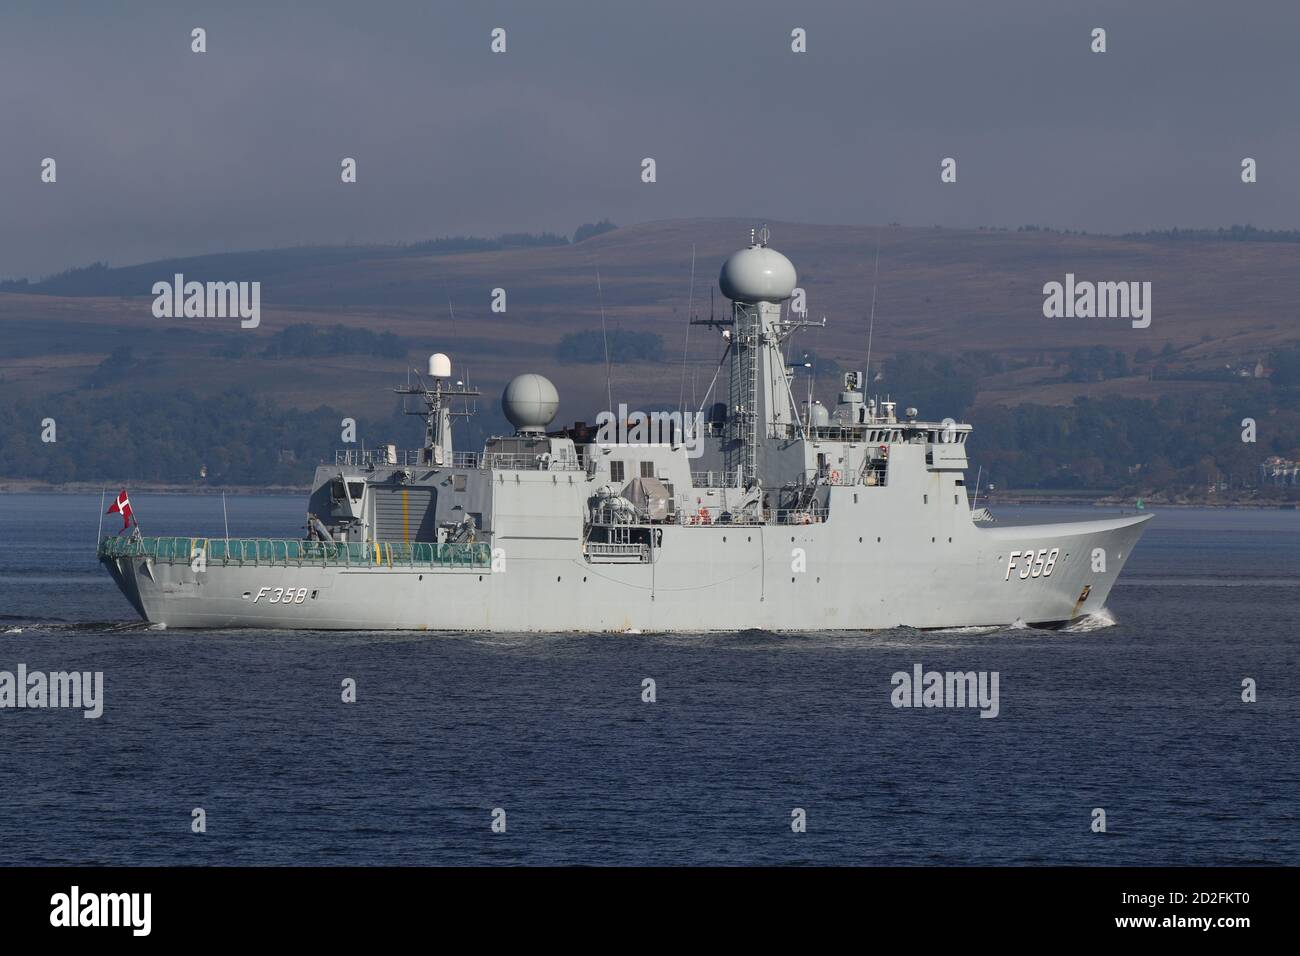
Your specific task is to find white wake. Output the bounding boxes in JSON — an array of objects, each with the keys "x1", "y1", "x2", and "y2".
[{"x1": 1063, "y1": 608, "x2": 1118, "y2": 632}]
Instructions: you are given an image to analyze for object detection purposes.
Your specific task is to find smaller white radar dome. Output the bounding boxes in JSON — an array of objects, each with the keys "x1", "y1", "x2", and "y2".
[
  {"x1": 502, "y1": 373, "x2": 559, "y2": 431},
  {"x1": 719, "y1": 244, "x2": 797, "y2": 303},
  {"x1": 428, "y1": 353, "x2": 452, "y2": 378}
]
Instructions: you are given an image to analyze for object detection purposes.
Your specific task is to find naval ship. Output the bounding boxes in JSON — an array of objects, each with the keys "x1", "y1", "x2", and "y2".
[{"x1": 99, "y1": 232, "x2": 1151, "y2": 631}]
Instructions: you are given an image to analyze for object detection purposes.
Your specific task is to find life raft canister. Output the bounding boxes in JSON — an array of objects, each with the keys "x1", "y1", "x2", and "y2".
[{"x1": 830, "y1": 469, "x2": 841, "y2": 482}]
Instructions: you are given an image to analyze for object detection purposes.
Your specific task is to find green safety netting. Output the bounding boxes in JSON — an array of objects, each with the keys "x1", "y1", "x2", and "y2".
[{"x1": 97, "y1": 535, "x2": 490, "y2": 568}]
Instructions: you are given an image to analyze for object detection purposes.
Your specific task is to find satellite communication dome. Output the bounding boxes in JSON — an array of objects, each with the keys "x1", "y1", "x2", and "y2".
[
  {"x1": 719, "y1": 244, "x2": 797, "y2": 303},
  {"x1": 502, "y1": 373, "x2": 559, "y2": 431},
  {"x1": 428, "y1": 353, "x2": 452, "y2": 378}
]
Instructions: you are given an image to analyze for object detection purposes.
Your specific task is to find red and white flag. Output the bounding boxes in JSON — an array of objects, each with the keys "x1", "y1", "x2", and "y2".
[{"x1": 106, "y1": 488, "x2": 134, "y2": 531}]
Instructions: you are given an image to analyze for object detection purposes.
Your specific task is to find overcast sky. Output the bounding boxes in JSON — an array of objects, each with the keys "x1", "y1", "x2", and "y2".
[{"x1": 2, "y1": 0, "x2": 1298, "y2": 278}]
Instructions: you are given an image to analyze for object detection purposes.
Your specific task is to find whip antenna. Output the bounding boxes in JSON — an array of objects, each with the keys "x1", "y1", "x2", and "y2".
[
  {"x1": 865, "y1": 227, "x2": 883, "y2": 385},
  {"x1": 596, "y1": 264, "x2": 613, "y2": 414},
  {"x1": 677, "y1": 244, "x2": 697, "y2": 418}
]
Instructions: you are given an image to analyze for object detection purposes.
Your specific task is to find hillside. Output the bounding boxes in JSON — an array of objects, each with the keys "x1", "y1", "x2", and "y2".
[{"x1": 1, "y1": 219, "x2": 1298, "y2": 494}]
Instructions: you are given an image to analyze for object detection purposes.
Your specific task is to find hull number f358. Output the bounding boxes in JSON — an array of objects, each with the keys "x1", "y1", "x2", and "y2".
[
  {"x1": 253, "y1": 586, "x2": 308, "y2": 604},
  {"x1": 1004, "y1": 548, "x2": 1059, "y2": 581}
]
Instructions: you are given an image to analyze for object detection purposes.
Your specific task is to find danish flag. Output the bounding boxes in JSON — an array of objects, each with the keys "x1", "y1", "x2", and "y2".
[{"x1": 106, "y1": 488, "x2": 134, "y2": 530}]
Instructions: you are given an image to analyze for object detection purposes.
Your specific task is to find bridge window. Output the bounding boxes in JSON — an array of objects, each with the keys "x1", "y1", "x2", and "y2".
[
  {"x1": 610, "y1": 461, "x2": 625, "y2": 483},
  {"x1": 640, "y1": 461, "x2": 655, "y2": 478}
]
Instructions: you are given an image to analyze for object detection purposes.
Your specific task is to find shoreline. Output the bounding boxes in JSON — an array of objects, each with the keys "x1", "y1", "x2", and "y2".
[
  {"x1": 0, "y1": 482, "x2": 309, "y2": 496},
  {"x1": 0, "y1": 481, "x2": 1294, "y2": 509},
  {"x1": 984, "y1": 494, "x2": 1294, "y2": 509}
]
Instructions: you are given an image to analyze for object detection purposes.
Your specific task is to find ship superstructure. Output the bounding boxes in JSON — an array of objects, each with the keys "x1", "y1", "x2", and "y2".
[{"x1": 100, "y1": 232, "x2": 1151, "y2": 631}]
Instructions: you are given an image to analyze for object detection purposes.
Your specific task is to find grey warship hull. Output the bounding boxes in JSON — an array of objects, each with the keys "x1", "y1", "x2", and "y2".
[
  {"x1": 99, "y1": 232, "x2": 1152, "y2": 632},
  {"x1": 100, "y1": 475, "x2": 1150, "y2": 632}
]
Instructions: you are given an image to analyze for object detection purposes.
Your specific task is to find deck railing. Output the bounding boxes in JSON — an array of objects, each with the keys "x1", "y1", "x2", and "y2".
[
  {"x1": 334, "y1": 448, "x2": 429, "y2": 467},
  {"x1": 676, "y1": 505, "x2": 829, "y2": 526},
  {"x1": 331, "y1": 448, "x2": 579, "y2": 471},
  {"x1": 98, "y1": 535, "x2": 491, "y2": 569}
]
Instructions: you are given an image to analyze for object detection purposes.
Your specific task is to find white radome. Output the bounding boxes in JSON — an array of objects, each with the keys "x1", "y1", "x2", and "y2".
[
  {"x1": 719, "y1": 245, "x2": 797, "y2": 303},
  {"x1": 502, "y1": 373, "x2": 559, "y2": 430},
  {"x1": 428, "y1": 352, "x2": 452, "y2": 378}
]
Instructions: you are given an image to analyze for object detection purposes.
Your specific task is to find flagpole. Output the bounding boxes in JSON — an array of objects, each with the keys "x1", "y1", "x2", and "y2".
[
  {"x1": 97, "y1": 487, "x2": 106, "y2": 546},
  {"x1": 222, "y1": 491, "x2": 230, "y2": 541}
]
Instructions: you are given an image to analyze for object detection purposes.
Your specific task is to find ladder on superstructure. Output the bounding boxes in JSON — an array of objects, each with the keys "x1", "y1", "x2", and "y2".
[{"x1": 728, "y1": 302, "x2": 760, "y2": 487}]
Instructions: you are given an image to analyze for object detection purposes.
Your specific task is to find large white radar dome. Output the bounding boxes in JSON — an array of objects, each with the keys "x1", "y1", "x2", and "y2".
[
  {"x1": 428, "y1": 352, "x2": 451, "y2": 378},
  {"x1": 501, "y1": 373, "x2": 559, "y2": 431},
  {"x1": 719, "y1": 244, "x2": 797, "y2": 303}
]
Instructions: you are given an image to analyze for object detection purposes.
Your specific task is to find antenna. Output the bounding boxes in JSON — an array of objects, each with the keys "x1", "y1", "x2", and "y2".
[
  {"x1": 677, "y1": 244, "x2": 697, "y2": 417},
  {"x1": 596, "y1": 264, "x2": 613, "y2": 414},
  {"x1": 865, "y1": 227, "x2": 883, "y2": 385},
  {"x1": 440, "y1": 282, "x2": 457, "y2": 327},
  {"x1": 222, "y1": 491, "x2": 230, "y2": 540}
]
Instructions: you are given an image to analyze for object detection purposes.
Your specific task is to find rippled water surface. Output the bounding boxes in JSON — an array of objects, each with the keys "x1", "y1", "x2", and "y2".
[{"x1": 0, "y1": 492, "x2": 1295, "y2": 865}]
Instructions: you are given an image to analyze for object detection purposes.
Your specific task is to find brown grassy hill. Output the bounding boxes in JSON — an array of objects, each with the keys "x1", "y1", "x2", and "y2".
[{"x1": 2, "y1": 219, "x2": 1297, "y2": 423}]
